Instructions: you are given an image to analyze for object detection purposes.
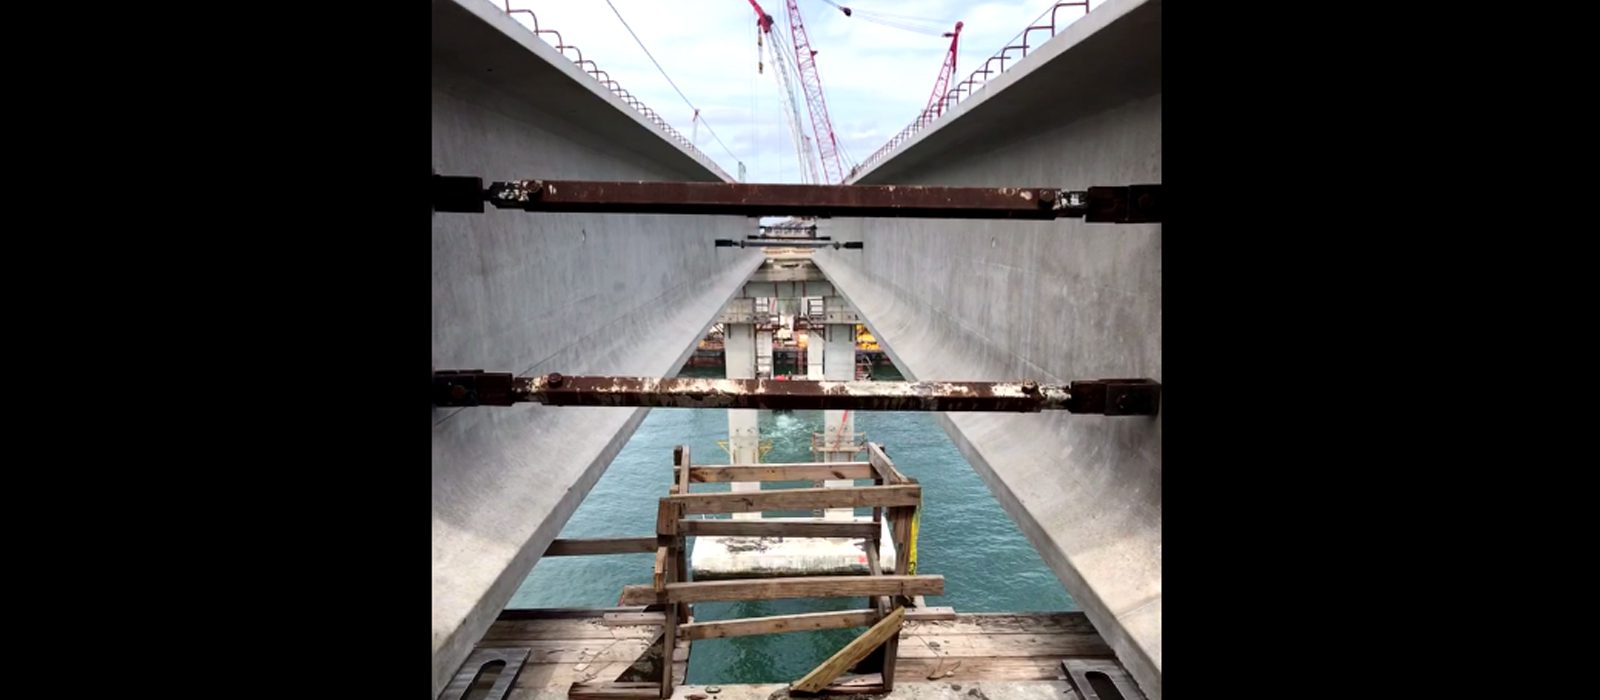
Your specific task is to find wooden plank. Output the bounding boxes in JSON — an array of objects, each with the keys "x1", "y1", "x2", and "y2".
[
  {"x1": 672, "y1": 544, "x2": 690, "y2": 620},
  {"x1": 653, "y1": 547, "x2": 669, "y2": 592},
  {"x1": 678, "y1": 609, "x2": 878, "y2": 640},
  {"x1": 820, "y1": 673, "x2": 886, "y2": 695},
  {"x1": 510, "y1": 662, "x2": 636, "y2": 688},
  {"x1": 656, "y1": 500, "x2": 680, "y2": 536},
  {"x1": 674, "y1": 446, "x2": 692, "y2": 493},
  {"x1": 901, "y1": 612, "x2": 1098, "y2": 635},
  {"x1": 666, "y1": 485, "x2": 920, "y2": 514},
  {"x1": 602, "y1": 612, "x2": 665, "y2": 627},
  {"x1": 792, "y1": 607, "x2": 906, "y2": 693},
  {"x1": 620, "y1": 575, "x2": 944, "y2": 604},
  {"x1": 903, "y1": 607, "x2": 957, "y2": 622},
  {"x1": 892, "y1": 657, "x2": 1076, "y2": 682},
  {"x1": 482, "y1": 619, "x2": 658, "y2": 641},
  {"x1": 678, "y1": 519, "x2": 879, "y2": 538},
  {"x1": 865, "y1": 443, "x2": 902, "y2": 484},
  {"x1": 892, "y1": 633, "x2": 1113, "y2": 658},
  {"x1": 660, "y1": 605, "x2": 679, "y2": 698},
  {"x1": 679, "y1": 463, "x2": 874, "y2": 482},
  {"x1": 543, "y1": 538, "x2": 658, "y2": 556},
  {"x1": 889, "y1": 506, "x2": 914, "y2": 577},
  {"x1": 570, "y1": 681, "x2": 659, "y2": 699}
]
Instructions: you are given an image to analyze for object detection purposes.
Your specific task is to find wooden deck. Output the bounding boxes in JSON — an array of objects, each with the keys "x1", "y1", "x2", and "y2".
[
  {"x1": 447, "y1": 446, "x2": 1138, "y2": 700},
  {"x1": 893, "y1": 612, "x2": 1115, "y2": 684},
  {"x1": 460, "y1": 609, "x2": 1121, "y2": 698},
  {"x1": 457, "y1": 607, "x2": 687, "y2": 700}
]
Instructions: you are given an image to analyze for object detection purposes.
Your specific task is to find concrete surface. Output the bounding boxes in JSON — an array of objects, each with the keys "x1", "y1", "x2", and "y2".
[
  {"x1": 431, "y1": 0, "x2": 760, "y2": 695},
  {"x1": 815, "y1": 0, "x2": 1162, "y2": 697},
  {"x1": 690, "y1": 517, "x2": 897, "y2": 579}
]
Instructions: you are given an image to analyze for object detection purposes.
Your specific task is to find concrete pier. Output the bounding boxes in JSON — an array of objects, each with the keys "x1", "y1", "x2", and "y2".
[
  {"x1": 690, "y1": 517, "x2": 898, "y2": 580},
  {"x1": 723, "y1": 317, "x2": 762, "y2": 517}
]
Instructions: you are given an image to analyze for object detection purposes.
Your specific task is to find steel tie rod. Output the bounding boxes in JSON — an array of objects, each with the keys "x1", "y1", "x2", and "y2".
[
  {"x1": 432, "y1": 372, "x2": 1161, "y2": 416},
  {"x1": 432, "y1": 176, "x2": 1160, "y2": 222}
]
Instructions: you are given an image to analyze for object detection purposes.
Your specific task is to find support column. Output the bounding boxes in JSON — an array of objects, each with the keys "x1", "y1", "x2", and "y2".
[
  {"x1": 821, "y1": 322, "x2": 857, "y2": 521},
  {"x1": 805, "y1": 297, "x2": 825, "y2": 380},
  {"x1": 724, "y1": 320, "x2": 761, "y2": 520},
  {"x1": 756, "y1": 328, "x2": 774, "y2": 379}
]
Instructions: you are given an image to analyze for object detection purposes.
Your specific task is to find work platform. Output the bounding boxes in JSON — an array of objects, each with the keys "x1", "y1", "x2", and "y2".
[
  {"x1": 446, "y1": 444, "x2": 1144, "y2": 700},
  {"x1": 455, "y1": 609, "x2": 1132, "y2": 700}
]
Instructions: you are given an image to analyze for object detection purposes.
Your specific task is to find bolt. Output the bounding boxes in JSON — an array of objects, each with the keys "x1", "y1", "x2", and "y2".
[
  {"x1": 450, "y1": 384, "x2": 468, "y2": 401},
  {"x1": 1137, "y1": 193, "x2": 1155, "y2": 211},
  {"x1": 1116, "y1": 394, "x2": 1131, "y2": 410},
  {"x1": 1037, "y1": 189, "x2": 1056, "y2": 203},
  {"x1": 1021, "y1": 381, "x2": 1039, "y2": 394},
  {"x1": 547, "y1": 373, "x2": 565, "y2": 388}
]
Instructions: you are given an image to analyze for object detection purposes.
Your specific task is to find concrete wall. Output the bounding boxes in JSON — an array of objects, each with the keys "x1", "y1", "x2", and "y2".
[
  {"x1": 431, "y1": 1, "x2": 761, "y2": 695},
  {"x1": 815, "y1": 0, "x2": 1162, "y2": 696}
]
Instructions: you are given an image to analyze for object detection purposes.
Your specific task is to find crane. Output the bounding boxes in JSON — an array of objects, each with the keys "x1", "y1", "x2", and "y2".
[
  {"x1": 744, "y1": 0, "x2": 849, "y2": 184},
  {"x1": 764, "y1": 24, "x2": 823, "y2": 183},
  {"x1": 920, "y1": 21, "x2": 963, "y2": 126}
]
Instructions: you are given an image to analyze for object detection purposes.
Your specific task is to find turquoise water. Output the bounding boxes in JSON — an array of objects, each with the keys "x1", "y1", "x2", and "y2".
[{"x1": 509, "y1": 364, "x2": 1073, "y2": 683}]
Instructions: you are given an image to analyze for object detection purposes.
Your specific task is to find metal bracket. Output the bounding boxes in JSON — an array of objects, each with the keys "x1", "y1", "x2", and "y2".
[
  {"x1": 433, "y1": 370, "x2": 521, "y2": 407},
  {"x1": 1061, "y1": 659, "x2": 1147, "y2": 700},
  {"x1": 440, "y1": 648, "x2": 530, "y2": 700}
]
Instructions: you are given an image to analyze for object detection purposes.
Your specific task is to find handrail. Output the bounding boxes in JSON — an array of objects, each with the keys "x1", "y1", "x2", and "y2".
[{"x1": 849, "y1": 1, "x2": 1092, "y2": 180}]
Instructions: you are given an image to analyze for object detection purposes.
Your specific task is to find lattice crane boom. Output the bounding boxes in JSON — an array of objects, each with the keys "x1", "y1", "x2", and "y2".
[
  {"x1": 782, "y1": 0, "x2": 846, "y2": 184},
  {"x1": 921, "y1": 21, "x2": 963, "y2": 126}
]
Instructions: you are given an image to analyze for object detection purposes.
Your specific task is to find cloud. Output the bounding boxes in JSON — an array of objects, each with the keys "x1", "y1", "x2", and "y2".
[{"x1": 500, "y1": 0, "x2": 1104, "y2": 183}]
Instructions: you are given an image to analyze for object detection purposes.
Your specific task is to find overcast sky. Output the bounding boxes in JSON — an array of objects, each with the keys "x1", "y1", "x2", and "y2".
[{"x1": 501, "y1": 0, "x2": 1103, "y2": 183}]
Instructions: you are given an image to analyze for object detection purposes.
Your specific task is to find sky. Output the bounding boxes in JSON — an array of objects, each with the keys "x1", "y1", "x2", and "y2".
[{"x1": 498, "y1": 0, "x2": 1104, "y2": 183}]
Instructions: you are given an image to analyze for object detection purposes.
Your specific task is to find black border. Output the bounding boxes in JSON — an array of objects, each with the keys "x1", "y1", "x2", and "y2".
[{"x1": 82, "y1": 0, "x2": 1411, "y2": 695}]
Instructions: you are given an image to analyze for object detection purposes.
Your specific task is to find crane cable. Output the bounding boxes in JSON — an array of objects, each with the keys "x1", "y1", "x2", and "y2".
[
  {"x1": 601, "y1": 0, "x2": 743, "y2": 167},
  {"x1": 815, "y1": 0, "x2": 950, "y2": 37}
]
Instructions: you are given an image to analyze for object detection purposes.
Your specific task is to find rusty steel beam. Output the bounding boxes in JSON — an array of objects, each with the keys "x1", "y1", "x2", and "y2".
[
  {"x1": 715, "y1": 239, "x2": 861, "y2": 249},
  {"x1": 431, "y1": 175, "x2": 1161, "y2": 222},
  {"x1": 432, "y1": 372, "x2": 1160, "y2": 416}
]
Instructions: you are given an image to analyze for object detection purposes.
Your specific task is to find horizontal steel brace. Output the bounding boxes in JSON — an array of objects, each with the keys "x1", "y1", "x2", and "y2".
[
  {"x1": 431, "y1": 176, "x2": 1161, "y2": 222},
  {"x1": 717, "y1": 239, "x2": 861, "y2": 249},
  {"x1": 432, "y1": 372, "x2": 1160, "y2": 416}
]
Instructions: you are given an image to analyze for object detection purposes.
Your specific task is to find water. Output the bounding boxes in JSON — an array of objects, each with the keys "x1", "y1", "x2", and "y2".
[{"x1": 510, "y1": 364, "x2": 1073, "y2": 683}]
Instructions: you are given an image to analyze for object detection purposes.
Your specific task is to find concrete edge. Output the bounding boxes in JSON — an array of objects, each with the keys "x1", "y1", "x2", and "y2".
[
  {"x1": 847, "y1": 0, "x2": 1152, "y2": 184},
  {"x1": 809, "y1": 252, "x2": 1161, "y2": 699},
  {"x1": 445, "y1": 0, "x2": 733, "y2": 182},
  {"x1": 430, "y1": 253, "x2": 762, "y2": 696}
]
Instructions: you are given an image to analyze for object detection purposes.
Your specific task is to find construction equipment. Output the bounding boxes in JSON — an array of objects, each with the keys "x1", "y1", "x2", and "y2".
[
  {"x1": 921, "y1": 22, "x2": 964, "y2": 125},
  {"x1": 743, "y1": 0, "x2": 850, "y2": 183}
]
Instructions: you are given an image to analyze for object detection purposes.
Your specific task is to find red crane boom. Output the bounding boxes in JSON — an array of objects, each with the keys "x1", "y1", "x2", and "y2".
[
  {"x1": 921, "y1": 21, "x2": 963, "y2": 126},
  {"x1": 783, "y1": 0, "x2": 846, "y2": 184},
  {"x1": 743, "y1": 0, "x2": 848, "y2": 184}
]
